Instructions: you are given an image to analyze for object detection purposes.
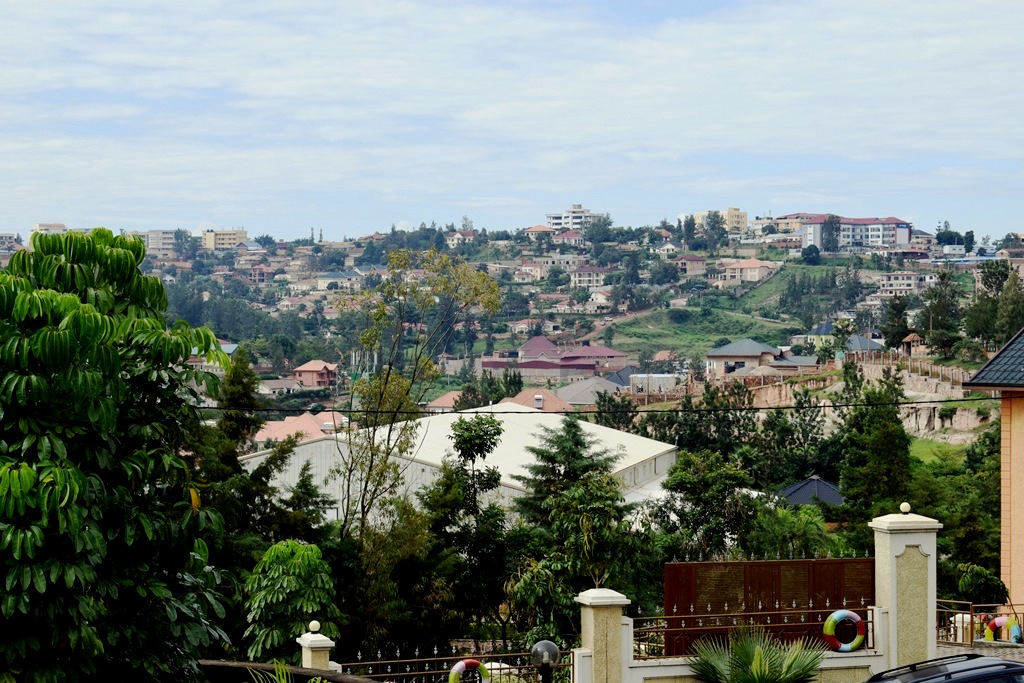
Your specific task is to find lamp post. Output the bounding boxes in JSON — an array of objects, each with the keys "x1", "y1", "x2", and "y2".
[{"x1": 530, "y1": 640, "x2": 561, "y2": 683}]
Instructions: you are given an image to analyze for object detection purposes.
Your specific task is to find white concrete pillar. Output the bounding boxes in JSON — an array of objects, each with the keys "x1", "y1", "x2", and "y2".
[
  {"x1": 296, "y1": 620, "x2": 335, "y2": 671},
  {"x1": 575, "y1": 589, "x2": 630, "y2": 683},
  {"x1": 869, "y1": 503, "x2": 942, "y2": 668}
]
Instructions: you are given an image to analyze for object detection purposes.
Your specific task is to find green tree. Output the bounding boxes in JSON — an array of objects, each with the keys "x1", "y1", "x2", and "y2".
[
  {"x1": 655, "y1": 449, "x2": 755, "y2": 557},
  {"x1": 800, "y1": 245, "x2": 820, "y2": 265},
  {"x1": 821, "y1": 215, "x2": 841, "y2": 252},
  {"x1": 879, "y1": 295, "x2": 911, "y2": 349},
  {"x1": 917, "y1": 270, "x2": 964, "y2": 356},
  {"x1": 0, "y1": 229, "x2": 229, "y2": 681},
  {"x1": 243, "y1": 540, "x2": 342, "y2": 662},
  {"x1": 979, "y1": 259, "x2": 1012, "y2": 295},
  {"x1": 594, "y1": 390, "x2": 639, "y2": 432},
  {"x1": 683, "y1": 215, "x2": 697, "y2": 249},
  {"x1": 417, "y1": 415, "x2": 513, "y2": 647},
  {"x1": 502, "y1": 366, "x2": 524, "y2": 397},
  {"x1": 742, "y1": 504, "x2": 831, "y2": 560},
  {"x1": 511, "y1": 416, "x2": 619, "y2": 527},
  {"x1": 508, "y1": 468, "x2": 645, "y2": 642},
  {"x1": 996, "y1": 271, "x2": 1024, "y2": 344},
  {"x1": 704, "y1": 211, "x2": 727, "y2": 255},
  {"x1": 837, "y1": 369, "x2": 912, "y2": 551},
  {"x1": 173, "y1": 228, "x2": 200, "y2": 260}
]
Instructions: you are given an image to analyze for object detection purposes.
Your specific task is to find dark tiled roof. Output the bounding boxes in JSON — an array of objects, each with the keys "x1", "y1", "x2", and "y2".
[
  {"x1": 964, "y1": 326, "x2": 1024, "y2": 388},
  {"x1": 779, "y1": 475, "x2": 844, "y2": 506}
]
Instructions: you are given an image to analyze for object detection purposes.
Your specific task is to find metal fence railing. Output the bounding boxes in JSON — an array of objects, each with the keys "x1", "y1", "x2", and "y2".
[
  {"x1": 336, "y1": 650, "x2": 574, "y2": 683},
  {"x1": 937, "y1": 600, "x2": 1024, "y2": 646},
  {"x1": 634, "y1": 603, "x2": 874, "y2": 658}
]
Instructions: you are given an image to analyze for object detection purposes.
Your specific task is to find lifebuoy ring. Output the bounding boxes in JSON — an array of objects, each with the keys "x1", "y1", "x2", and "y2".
[
  {"x1": 449, "y1": 659, "x2": 490, "y2": 683},
  {"x1": 823, "y1": 609, "x2": 865, "y2": 652}
]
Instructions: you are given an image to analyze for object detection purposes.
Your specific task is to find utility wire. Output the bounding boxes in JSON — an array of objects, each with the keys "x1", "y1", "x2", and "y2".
[{"x1": 209, "y1": 393, "x2": 996, "y2": 418}]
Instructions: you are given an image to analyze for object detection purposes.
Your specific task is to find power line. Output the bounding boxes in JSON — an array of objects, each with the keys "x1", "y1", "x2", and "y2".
[{"x1": 210, "y1": 393, "x2": 996, "y2": 418}]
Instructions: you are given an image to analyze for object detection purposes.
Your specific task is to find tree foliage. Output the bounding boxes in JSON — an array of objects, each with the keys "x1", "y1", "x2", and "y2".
[
  {"x1": 243, "y1": 540, "x2": 342, "y2": 662},
  {"x1": 0, "y1": 229, "x2": 229, "y2": 681}
]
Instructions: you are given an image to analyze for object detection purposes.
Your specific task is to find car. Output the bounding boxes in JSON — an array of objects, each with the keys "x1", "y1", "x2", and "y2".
[{"x1": 867, "y1": 654, "x2": 1024, "y2": 683}]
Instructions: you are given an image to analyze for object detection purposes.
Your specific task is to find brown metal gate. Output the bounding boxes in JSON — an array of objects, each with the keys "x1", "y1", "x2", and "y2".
[{"x1": 662, "y1": 558, "x2": 874, "y2": 655}]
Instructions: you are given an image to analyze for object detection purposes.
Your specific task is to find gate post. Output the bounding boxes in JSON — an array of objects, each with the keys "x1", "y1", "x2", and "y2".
[
  {"x1": 575, "y1": 589, "x2": 630, "y2": 683},
  {"x1": 869, "y1": 503, "x2": 942, "y2": 668}
]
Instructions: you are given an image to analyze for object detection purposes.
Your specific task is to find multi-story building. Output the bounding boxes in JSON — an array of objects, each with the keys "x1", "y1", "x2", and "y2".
[
  {"x1": 0, "y1": 234, "x2": 21, "y2": 249},
  {"x1": 693, "y1": 208, "x2": 748, "y2": 233},
  {"x1": 545, "y1": 204, "x2": 608, "y2": 231},
  {"x1": 569, "y1": 266, "x2": 613, "y2": 290},
  {"x1": 788, "y1": 214, "x2": 912, "y2": 251},
  {"x1": 143, "y1": 229, "x2": 179, "y2": 259},
  {"x1": 877, "y1": 271, "x2": 938, "y2": 298},
  {"x1": 201, "y1": 228, "x2": 248, "y2": 251}
]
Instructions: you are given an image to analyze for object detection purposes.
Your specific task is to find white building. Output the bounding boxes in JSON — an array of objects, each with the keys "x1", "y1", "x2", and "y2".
[
  {"x1": 546, "y1": 204, "x2": 608, "y2": 231},
  {"x1": 789, "y1": 214, "x2": 912, "y2": 251},
  {"x1": 238, "y1": 404, "x2": 679, "y2": 511}
]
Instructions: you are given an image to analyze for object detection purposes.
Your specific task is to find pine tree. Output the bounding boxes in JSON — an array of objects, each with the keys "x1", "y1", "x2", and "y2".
[{"x1": 511, "y1": 416, "x2": 619, "y2": 526}]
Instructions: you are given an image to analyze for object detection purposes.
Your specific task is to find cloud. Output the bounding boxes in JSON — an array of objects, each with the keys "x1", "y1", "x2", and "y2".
[{"x1": 0, "y1": 0, "x2": 1021, "y2": 235}]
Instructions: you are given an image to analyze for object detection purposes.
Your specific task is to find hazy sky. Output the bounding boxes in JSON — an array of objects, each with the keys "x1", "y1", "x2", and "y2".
[{"x1": 2, "y1": 0, "x2": 1021, "y2": 241}]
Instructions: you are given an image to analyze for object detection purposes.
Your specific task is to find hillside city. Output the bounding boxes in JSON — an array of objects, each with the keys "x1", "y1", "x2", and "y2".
[{"x1": 2, "y1": 206, "x2": 1021, "y2": 678}]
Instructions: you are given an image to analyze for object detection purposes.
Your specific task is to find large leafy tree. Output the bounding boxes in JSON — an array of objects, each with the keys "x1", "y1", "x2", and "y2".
[{"x1": 0, "y1": 229, "x2": 228, "y2": 681}]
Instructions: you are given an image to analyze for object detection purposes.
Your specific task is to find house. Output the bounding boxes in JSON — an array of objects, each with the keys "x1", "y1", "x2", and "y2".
[
  {"x1": 551, "y1": 230, "x2": 586, "y2": 248},
  {"x1": 293, "y1": 360, "x2": 338, "y2": 388},
  {"x1": 779, "y1": 475, "x2": 843, "y2": 506},
  {"x1": 253, "y1": 410, "x2": 348, "y2": 446},
  {"x1": 653, "y1": 241, "x2": 683, "y2": 258},
  {"x1": 500, "y1": 388, "x2": 574, "y2": 414},
  {"x1": 523, "y1": 224, "x2": 557, "y2": 241},
  {"x1": 669, "y1": 253, "x2": 707, "y2": 277},
  {"x1": 721, "y1": 258, "x2": 775, "y2": 284},
  {"x1": 258, "y1": 378, "x2": 302, "y2": 396},
  {"x1": 445, "y1": 230, "x2": 477, "y2": 249},
  {"x1": 518, "y1": 336, "x2": 560, "y2": 361},
  {"x1": 554, "y1": 377, "x2": 623, "y2": 409},
  {"x1": 706, "y1": 339, "x2": 781, "y2": 375},
  {"x1": 316, "y1": 271, "x2": 363, "y2": 292},
  {"x1": 425, "y1": 390, "x2": 462, "y2": 414}
]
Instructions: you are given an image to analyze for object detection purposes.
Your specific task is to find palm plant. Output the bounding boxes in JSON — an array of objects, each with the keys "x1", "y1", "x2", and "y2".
[{"x1": 689, "y1": 627, "x2": 827, "y2": 683}]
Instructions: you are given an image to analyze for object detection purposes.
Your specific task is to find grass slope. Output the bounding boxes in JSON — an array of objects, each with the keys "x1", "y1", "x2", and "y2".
[{"x1": 610, "y1": 308, "x2": 801, "y2": 356}]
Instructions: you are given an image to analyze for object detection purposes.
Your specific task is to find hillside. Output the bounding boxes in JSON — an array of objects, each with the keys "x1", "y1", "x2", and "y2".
[{"x1": 608, "y1": 307, "x2": 802, "y2": 356}]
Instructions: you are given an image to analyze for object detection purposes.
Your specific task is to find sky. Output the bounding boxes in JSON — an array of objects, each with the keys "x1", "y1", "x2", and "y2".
[{"x1": 2, "y1": 0, "x2": 1022, "y2": 242}]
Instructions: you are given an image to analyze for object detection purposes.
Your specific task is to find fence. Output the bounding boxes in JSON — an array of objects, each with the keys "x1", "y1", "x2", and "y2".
[
  {"x1": 633, "y1": 603, "x2": 875, "y2": 658},
  {"x1": 336, "y1": 649, "x2": 573, "y2": 683},
  {"x1": 937, "y1": 600, "x2": 1024, "y2": 646},
  {"x1": 659, "y1": 558, "x2": 875, "y2": 656}
]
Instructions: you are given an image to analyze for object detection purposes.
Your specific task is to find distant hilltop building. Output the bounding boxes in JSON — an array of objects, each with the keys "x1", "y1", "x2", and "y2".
[
  {"x1": 202, "y1": 228, "x2": 248, "y2": 251},
  {"x1": 545, "y1": 204, "x2": 608, "y2": 231},
  {"x1": 785, "y1": 213, "x2": 911, "y2": 251},
  {"x1": 692, "y1": 208, "x2": 748, "y2": 233}
]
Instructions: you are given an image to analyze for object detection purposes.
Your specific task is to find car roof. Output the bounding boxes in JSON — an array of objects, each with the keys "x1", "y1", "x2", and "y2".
[{"x1": 868, "y1": 655, "x2": 1024, "y2": 683}]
